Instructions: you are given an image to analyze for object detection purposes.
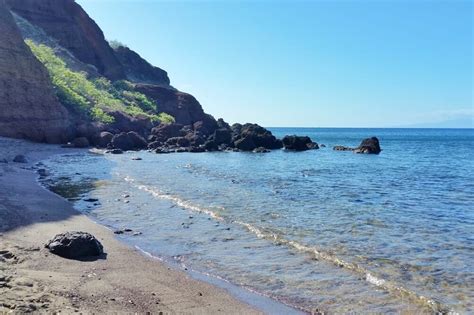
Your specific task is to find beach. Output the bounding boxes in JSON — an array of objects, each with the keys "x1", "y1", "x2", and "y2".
[{"x1": 0, "y1": 138, "x2": 262, "y2": 314}]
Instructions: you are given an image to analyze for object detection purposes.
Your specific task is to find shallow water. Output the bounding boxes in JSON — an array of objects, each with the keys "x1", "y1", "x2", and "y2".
[{"x1": 40, "y1": 128, "x2": 474, "y2": 313}]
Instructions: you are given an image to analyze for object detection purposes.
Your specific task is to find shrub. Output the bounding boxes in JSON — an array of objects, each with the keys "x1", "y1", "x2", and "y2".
[{"x1": 26, "y1": 40, "x2": 174, "y2": 124}]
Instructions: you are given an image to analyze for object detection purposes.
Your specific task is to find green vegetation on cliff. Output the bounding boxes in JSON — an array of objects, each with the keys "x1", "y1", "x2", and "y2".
[{"x1": 25, "y1": 40, "x2": 174, "y2": 124}]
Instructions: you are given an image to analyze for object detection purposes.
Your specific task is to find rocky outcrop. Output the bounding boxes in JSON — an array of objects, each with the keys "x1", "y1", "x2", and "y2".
[
  {"x1": 7, "y1": 0, "x2": 125, "y2": 80},
  {"x1": 0, "y1": 0, "x2": 71, "y2": 143},
  {"x1": 45, "y1": 231, "x2": 104, "y2": 260},
  {"x1": 230, "y1": 123, "x2": 282, "y2": 151},
  {"x1": 354, "y1": 137, "x2": 381, "y2": 154},
  {"x1": 110, "y1": 131, "x2": 148, "y2": 151},
  {"x1": 282, "y1": 135, "x2": 318, "y2": 151},
  {"x1": 134, "y1": 84, "x2": 217, "y2": 127},
  {"x1": 113, "y1": 46, "x2": 170, "y2": 85}
]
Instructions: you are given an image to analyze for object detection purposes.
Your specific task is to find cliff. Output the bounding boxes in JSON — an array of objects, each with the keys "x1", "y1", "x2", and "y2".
[
  {"x1": 6, "y1": 0, "x2": 125, "y2": 81},
  {"x1": 0, "y1": 0, "x2": 70, "y2": 143}
]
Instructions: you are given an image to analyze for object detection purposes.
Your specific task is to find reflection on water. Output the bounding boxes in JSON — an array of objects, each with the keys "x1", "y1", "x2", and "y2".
[{"x1": 40, "y1": 128, "x2": 474, "y2": 313}]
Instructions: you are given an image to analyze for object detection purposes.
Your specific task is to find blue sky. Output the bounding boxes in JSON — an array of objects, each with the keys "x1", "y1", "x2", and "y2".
[{"x1": 77, "y1": 0, "x2": 473, "y2": 128}]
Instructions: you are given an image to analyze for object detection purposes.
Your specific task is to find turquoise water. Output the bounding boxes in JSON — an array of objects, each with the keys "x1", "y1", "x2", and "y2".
[{"x1": 41, "y1": 128, "x2": 474, "y2": 313}]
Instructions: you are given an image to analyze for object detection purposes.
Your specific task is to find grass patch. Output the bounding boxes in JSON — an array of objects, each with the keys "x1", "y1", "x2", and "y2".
[{"x1": 26, "y1": 40, "x2": 174, "y2": 124}]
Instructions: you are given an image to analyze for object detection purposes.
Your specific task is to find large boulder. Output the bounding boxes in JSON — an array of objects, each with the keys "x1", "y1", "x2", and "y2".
[
  {"x1": 354, "y1": 137, "x2": 381, "y2": 154},
  {"x1": 72, "y1": 137, "x2": 89, "y2": 148},
  {"x1": 231, "y1": 123, "x2": 282, "y2": 151},
  {"x1": 282, "y1": 135, "x2": 319, "y2": 151},
  {"x1": 45, "y1": 231, "x2": 104, "y2": 260},
  {"x1": 234, "y1": 135, "x2": 256, "y2": 151},
  {"x1": 151, "y1": 123, "x2": 184, "y2": 142},
  {"x1": 111, "y1": 131, "x2": 147, "y2": 151},
  {"x1": 96, "y1": 131, "x2": 113, "y2": 148},
  {"x1": 212, "y1": 128, "x2": 232, "y2": 145}
]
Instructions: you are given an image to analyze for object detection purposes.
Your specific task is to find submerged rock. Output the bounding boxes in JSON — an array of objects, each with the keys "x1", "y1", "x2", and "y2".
[
  {"x1": 333, "y1": 145, "x2": 353, "y2": 151},
  {"x1": 13, "y1": 154, "x2": 28, "y2": 163},
  {"x1": 45, "y1": 231, "x2": 104, "y2": 259},
  {"x1": 282, "y1": 135, "x2": 318, "y2": 151}
]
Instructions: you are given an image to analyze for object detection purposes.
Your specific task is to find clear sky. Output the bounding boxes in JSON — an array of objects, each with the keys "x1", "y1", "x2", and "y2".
[{"x1": 77, "y1": 0, "x2": 473, "y2": 128}]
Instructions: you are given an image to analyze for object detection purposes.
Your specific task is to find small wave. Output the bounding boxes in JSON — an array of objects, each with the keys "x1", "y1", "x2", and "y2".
[
  {"x1": 122, "y1": 175, "x2": 451, "y2": 314},
  {"x1": 123, "y1": 176, "x2": 224, "y2": 221},
  {"x1": 234, "y1": 221, "x2": 451, "y2": 314}
]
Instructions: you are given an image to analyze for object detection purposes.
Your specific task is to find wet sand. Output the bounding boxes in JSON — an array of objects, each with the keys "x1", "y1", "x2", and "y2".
[{"x1": 0, "y1": 137, "x2": 262, "y2": 314}]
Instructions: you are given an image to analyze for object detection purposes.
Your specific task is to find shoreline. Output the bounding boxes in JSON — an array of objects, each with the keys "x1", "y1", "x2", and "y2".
[{"x1": 0, "y1": 137, "x2": 298, "y2": 314}]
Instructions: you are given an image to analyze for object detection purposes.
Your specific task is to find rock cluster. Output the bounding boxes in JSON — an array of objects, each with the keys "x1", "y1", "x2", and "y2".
[
  {"x1": 45, "y1": 231, "x2": 104, "y2": 260},
  {"x1": 282, "y1": 135, "x2": 318, "y2": 151},
  {"x1": 333, "y1": 137, "x2": 381, "y2": 154}
]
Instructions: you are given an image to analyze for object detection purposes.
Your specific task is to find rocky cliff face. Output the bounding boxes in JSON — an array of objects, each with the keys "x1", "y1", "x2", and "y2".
[
  {"x1": 113, "y1": 46, "x2": 170, "y2": 86},
  {"x1": 0, "y1": 0, "x2": 70, "y2": 143},
  {"x1": 6, "y1": 0, "x2": 125, "y2": 80}
]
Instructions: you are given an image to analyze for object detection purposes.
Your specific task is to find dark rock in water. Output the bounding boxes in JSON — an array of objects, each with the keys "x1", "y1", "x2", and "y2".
[
  {"x1": 45, "y1": 231, "x2": 104, "y2": 259},
  {"x1": 231, "y1": 123, "x2": 282, "y2": 151},
  {"x1": 282, "y1": 135, "x2": 319, "y2": 151},
  {"x1": 333, "y1": 145, "x2": 353, "y2": 151},
  {"x1": 155, "y1": 147, "x2": 171, "y2": 154},
  {"x1": 234, "y1": 135, "x2": 256, "y2": 151},
  {"x1": 97, "y1": 131, "x2": 113, "y2": 148},
  {"x1": 107, "y1": 148, "x2": 123, "y2": 154},
  {"x1": 72, "y1": 137, "x2": 89, "y2": 148},
  {"x1": 203, "y1": 140, "x2": 218, "y2": 151},
  {"x1": 320, "y1": 144, "x2": 326, "y2": 148},
  {"x1": 13, "y1": 155, "x2": 28, "y2": 163},
  {"x1": 83, "y1": 198, "x2": 99, "y2": 202},
  {"x1": 188, "y1": 146, "x2": 205, "y2": 153},
  {"x1": 212, "y1": 128, "x2": 232, "y2": 145},
  {"x1": 111, "y1": 131, "x2": 147, "y2": 151},
  {"x1": 354, "y1": 137, "x2": 381, "y2": 154},
  {"x1": 37, "y1": 168, "x2": 48, "y2": 177},
  {"x1": 253, "y1": 147, "x2": 270, "y2": 153},
  {"x1": 131, "y1": 157, "x2": 142, "y2": 160}
]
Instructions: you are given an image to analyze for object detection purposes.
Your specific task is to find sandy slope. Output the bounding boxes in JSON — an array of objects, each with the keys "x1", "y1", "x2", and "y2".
[{"x1": 0, "y1": 138, "x2": 261, "y2": 314}]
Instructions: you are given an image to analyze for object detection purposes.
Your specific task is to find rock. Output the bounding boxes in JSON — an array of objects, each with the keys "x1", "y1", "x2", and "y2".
[
  {"x1": 0, "y1": 158, "x2": 8, "y2": 163},
  {"x1": 7, "y1": 0, "x2": 125, "y2": 80},
  {"x1": 13, "y1": 155, "x2": 28, "y2": 163},
  {"x1": 131, "y1": 157, "x2": 142, "y2": 160},
  {"x1": 83, "y1": 198, "x2": 99, "y2": 202},
  {"x1": 333, "y1": 145, "x2": 353, "y2": 151},
  {"x1": 97, "y1": 131, "x2": 113, "y2": 148},
  {"x1": 150, "y1": 123, "x2": 184, "y2": 142},
  {"x1": 354, "y1": 137, "x2": 381, "y2": 154},
  {"x1": 113, "y1": 45, "x2": 170, "y2": 85},
  {"x1": 155, "y1": 147, "x2": 171, "y2": 154},
  {"x1": 231, "y1": 123, "x2": 282, "y2": 151},
  {"x1": 107, "y1": 148, "x2": 123, "y2": 154},
  {"x1": 0, "y1": 2, "x2": 70, "y2": 143},
  {"x1": 320, "y1": 144, "x2": 326, "y2": 148},
  {"x1": 165, "y1": 137, "x2": 189, "y2": 147},
  {"x1": 37, "y1": 168, "x2": 48, "y2": 177},
  {"x1": 234, "y1": 135, "x2": 256, "y2": 151},
  {"x1": 253, "y1": 147, "x2": 270, "y2": 153},
  {"x1": 212, "y1": 128, "x2": 232, "y2": 145},
  {"x1": 111, "y1": 131, "x2": 147, "y2": 151},
  {"x1": 282, "y1": 135, "x2": 319, "y2": 151},
  {"x1": 188, "y1": 146, "x2": 205, "y2": 153},
  {"x1": 203, "y1": 140, "x2": 218, "y2": 151},
  {"x1": 45, "y1": 232, "x2": 104, "y2": 259},
  {"x1": 72, "y1": 137, "x2": 89, "y2": 148}
]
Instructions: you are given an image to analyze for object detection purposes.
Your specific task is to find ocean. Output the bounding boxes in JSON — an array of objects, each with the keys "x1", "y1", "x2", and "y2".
[{"x1": 40, "y1": 128, "x2": 474, "y2": 313}]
